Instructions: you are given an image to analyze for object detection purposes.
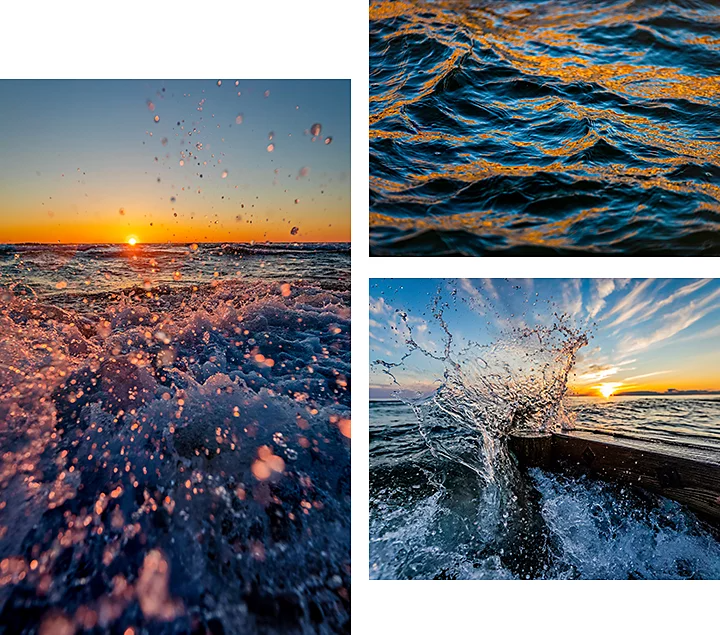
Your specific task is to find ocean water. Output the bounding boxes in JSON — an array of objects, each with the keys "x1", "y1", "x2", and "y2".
[
  {"x1": 370, "y1": 398, "x2": 720, "y2": 579},
  {"x1": 370, "y1": 0, "x2": 720, "y2": 256},
  {"x1": 0, "y1": 243, "x2": 350, "y2": 632}
]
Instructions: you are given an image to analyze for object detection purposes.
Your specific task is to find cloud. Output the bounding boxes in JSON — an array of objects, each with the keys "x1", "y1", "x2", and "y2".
[
  {"x1": 561, "y1": 278, "x2": 582, "y2": 318},
  {"x1": 624, "y1": 370, "x2": 673, "y2": 382},
  {"x1": 576, "y1": 363, "x2": 621, "y2": 383},
  {"x1": 603, "y1": 278, "x2": 657, "y2": 327},
  {"x1": 605, "y1": 279, "x2": 711, "y2": 329},
  {"x1": 459, "y1": 279, "x2": 486, "y2": 315},
  {"x1": 672, "y1": 322, "x2": 720, "y2": 346},
  {"x1": 620, "y1": 286, "x2": 720, "y2": 354},
  {"x1": 369, "y1": 296, "x2": 392, "y2": 316},
  {"x1": 587, "y1": 279, "x2": 616, "y2": 319}
]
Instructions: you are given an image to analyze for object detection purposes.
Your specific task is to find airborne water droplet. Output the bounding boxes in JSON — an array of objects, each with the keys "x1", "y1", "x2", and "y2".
[
  {"x1": 324, "y1": 136, "x2": 333, "y2": 145},
  {"x1": 267, "y1": 144, "x2": 275, "y2": 152},
  {"x1": 310, "y1": 123, "x2": 322, "y2": 137}
]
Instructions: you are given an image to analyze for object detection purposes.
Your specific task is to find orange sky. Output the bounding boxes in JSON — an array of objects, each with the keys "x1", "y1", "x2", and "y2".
[{"x1": 0, "y1": 79, "x2": 350, "y2": 244}]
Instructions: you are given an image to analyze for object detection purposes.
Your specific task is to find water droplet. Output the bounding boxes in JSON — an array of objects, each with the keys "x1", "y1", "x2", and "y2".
[
  {"x1": 235, "y1": 114, "x2": 243, "y2": 125},
  {"x1": 217, "y1": 80, "x2": 222, "y2": 86},
  {"x1": 154, "y1": 115, "x2": 160, "y2": 123},
  {"x1": 267, "y1": 143, "x2": 275, "y2": 152},
  {"x1": 324, "y1": 136, "x2": 333, "y2": 145},
  {"x1": 264, "y1": 90, "x2": 270, "y2": 98},
  {"x1": 310, "y1": 123, "x2": 322, "y2": 137},
  {"x1": 221, "y1": 170, "x2": 228, "y2": 179},
  {"x1": 294, "y1": 198, "x2": 300, "y2": 204},
  {"x1": 268, "y1": 131, "x2": 274, "y2": 140},
  {"x1": 290, "y1": 226, "x2": 299, "y2": 235}
]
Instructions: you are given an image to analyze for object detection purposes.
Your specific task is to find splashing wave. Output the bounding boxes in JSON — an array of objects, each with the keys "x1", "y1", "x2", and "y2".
[{"x1": 0, "y1": 273, "x2": 350, "y2": 632}]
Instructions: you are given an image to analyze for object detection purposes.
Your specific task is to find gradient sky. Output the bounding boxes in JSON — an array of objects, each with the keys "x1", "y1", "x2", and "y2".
[
  {"x1": 370, "y1": 279, "x2": 720, "y2": 399},
  {"x1": 0, "y1": 80, "x2": 350, "y2": 244}
]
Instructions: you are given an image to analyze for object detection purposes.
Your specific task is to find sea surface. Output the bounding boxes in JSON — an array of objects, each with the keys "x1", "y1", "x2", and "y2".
[
  {"x1": 370, "y1": 397, "x2": 720, "y2": 579},
  {"x1": 0, "y1": 243, "x2": 350, "y2": 632},
  {"x1": 370, "y1": 0, "x2": 720, "y2": 256}
]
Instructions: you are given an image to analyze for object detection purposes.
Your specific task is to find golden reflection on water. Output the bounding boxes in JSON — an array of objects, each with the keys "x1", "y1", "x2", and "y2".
[{"x1": 370, "y1": 0, "x2": 720, "y2": 238}]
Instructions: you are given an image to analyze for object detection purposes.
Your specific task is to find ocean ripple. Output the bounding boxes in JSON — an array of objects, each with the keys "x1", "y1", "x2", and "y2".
[{"x1": 370, "y1": 0, "x2": 720, "y2": 255}]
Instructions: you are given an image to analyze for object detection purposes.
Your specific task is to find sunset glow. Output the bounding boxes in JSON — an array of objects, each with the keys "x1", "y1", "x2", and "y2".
[
  {"x1": 597, "y1": 383, "x2": 622, "y2": 399},
  {"x1": 127, "y1": 236, "x2": 137, "y2": 246},
  {"x1": 0, "y1": 80, "x2": 350, "y2": 244},
  {"x1": 370, "y1": 279, "x2": 720, "y2": 400}
]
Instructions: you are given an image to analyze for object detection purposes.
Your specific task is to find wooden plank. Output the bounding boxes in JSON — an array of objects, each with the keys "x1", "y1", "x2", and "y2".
[{"x1": 508, "y1": 431, "x2": 720, "y2": 524}]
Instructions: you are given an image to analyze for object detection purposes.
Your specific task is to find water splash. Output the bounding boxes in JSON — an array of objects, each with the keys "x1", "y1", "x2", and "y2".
[
  {"x1": 374, "y1": 286, "x2": 587, "y2": 483},
  {"x1": 0, "y1": 249, "x2": 350, "y2": 631},
  {"x1": 369, "y1": 281, "x2": 720, "y2": 579}
]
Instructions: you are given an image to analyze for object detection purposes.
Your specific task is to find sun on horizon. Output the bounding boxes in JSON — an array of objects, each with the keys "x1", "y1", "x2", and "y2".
[
  {"x1": 597, "y1": 383, "x2": 623, "y2": 399},
  {"x1": 127, "y1": 236, "x2": 138, "y2": 246}
]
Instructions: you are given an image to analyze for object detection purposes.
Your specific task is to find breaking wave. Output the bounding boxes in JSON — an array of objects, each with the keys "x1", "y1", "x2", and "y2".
[{"x1": 0, "y1": 269, "x2": 350, "y2": 631}]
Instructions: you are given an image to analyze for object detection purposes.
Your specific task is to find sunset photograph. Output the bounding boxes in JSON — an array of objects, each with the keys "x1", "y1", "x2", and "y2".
[
  {"x1": 370, "y1": 278, "x2": 720, "y2": 579},
  {"x1": 0, "y1": 79, "x2": 350, "y2": 632}
]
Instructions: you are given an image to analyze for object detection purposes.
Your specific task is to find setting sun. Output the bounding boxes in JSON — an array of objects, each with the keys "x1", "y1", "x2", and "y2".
[
  {"x1": 597, "y1": 383, "x2": 622, "y2": 399},
  {"x1": 127, "y1": 237, "x2": 137, "y2": 246}
]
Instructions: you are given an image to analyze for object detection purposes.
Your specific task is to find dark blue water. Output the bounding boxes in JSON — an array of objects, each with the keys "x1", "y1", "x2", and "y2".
[
  {"x1": 370, "y1": 399, "x2": 720, "y2": 579},
  {"x1": 370, "y1": 0, "x2": 720, "y2": 256},
  {"x1": 0, "y1": 245, "x2": 350, "y2": 632}
]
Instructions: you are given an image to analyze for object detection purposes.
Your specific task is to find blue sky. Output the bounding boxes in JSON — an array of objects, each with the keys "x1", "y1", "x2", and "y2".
[
  {"x1": 370, "y1": 279, "x2": 720, "y2": 398},
  {"x1": 0, "y1": 79, "x2": 350, "y2": 243}
]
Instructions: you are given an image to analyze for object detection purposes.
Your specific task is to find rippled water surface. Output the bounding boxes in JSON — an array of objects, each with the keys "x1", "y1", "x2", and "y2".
[
  {"x1": 0, "y1": 244, "x2": 350, "y2": 632},
  {"x1": 370, "y1": 0, "x2": 720, "y2": 255}
]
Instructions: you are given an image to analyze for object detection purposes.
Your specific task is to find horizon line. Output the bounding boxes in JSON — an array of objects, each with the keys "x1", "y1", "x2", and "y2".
[{"x1": 0, "y1": 240, "x2": 351, "y2": 245}]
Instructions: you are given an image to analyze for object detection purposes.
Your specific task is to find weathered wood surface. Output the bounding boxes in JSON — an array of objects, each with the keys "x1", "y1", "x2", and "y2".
[{"x1": 508, "y1": 430, "x2": 720, "y2": 524}]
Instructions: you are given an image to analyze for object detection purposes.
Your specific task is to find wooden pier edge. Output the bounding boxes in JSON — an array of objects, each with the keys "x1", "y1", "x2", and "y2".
[{"x1": 508, "y1": 431, "x2": 720, "y2": 525}]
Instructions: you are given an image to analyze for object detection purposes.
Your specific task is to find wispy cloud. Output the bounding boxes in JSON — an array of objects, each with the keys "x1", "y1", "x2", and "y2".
[
  {"x1": 619, "y1": 286, "x2": 720, "y2": 354},
  {"x1": 369, "y1": 296, "x2": 392, "y2": 316},
  {"x1": 586, "y1": 279, "x2": 616, "y2": 320},
  {"x1": 603, "y1": 278, "x2": 657, "y2": 327},
  {"x1": 605, "y1": 279, "x2": 712, "y2": 330},
  {"x1": 576, "y1": 363, "x2": 621, "y2": 383},
  {"x1": 624, "y1": 370, "x2": 673, "y2": 382},
  {"x1": 561, "y1": 278, "x2": 582, "y2": 318}
]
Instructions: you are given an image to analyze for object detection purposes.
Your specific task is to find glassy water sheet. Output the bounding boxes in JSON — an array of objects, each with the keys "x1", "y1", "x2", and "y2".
[
  {"x1": 369, "y1": 278, "x2": 720, "y2": 579},
  {"x1": 370, "y1": 0, "x2": 720, "y2": 256}
]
